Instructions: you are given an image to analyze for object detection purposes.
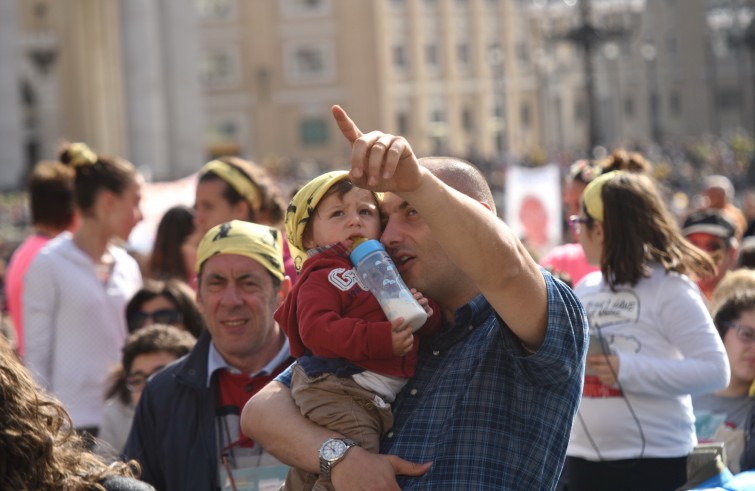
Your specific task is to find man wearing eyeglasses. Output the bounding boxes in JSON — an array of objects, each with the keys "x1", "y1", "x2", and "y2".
[
  {"x1": 682, "y1": 209, "x2": 739, "y2": 301},
  {"x1": 124, "y1": 220, "x2": 294, "y2": 491},
  {"x1": 693, "y1": 290, "x2": 755, "y2": 474}
]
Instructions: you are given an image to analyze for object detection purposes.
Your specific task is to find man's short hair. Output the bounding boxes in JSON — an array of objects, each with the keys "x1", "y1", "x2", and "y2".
[{"x1": 703, "y1": 175, "x2": 734, "y2": 201}]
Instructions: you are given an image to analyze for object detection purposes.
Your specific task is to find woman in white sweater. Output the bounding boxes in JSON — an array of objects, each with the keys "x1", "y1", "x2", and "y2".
[
  {"x1": 566, "y1": 170, "x2": 730, "y2": 491},
  {"x1": 23, "y1": 142, "x2": 143, "y2": 439}
]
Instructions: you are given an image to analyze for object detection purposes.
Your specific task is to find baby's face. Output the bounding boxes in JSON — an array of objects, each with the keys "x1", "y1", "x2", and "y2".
[{"x1": 304, "y1": 188, "x2": 381, "y2": 250}]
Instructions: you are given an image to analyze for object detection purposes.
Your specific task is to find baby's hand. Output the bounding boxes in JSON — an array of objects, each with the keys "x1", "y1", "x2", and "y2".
[
  {"x1": 390, "y1": 318, "x2": 414, "y2": 356},
  {"x1": 411, "y1": 288, "x2": 434, "y2": 317}
]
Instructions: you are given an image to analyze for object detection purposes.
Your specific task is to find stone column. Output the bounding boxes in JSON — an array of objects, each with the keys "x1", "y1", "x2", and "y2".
[
  {"x1": 0, "y1": 0, "x2": 25, "y2": 191},
  {"x1": 119, "y1": 0, "x2": 169, "y2": 180},
  {"x1": 158, "y1": 0, "x2": 205, "y2": 179}
]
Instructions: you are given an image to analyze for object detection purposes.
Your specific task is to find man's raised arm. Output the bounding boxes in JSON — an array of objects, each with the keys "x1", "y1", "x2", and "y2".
[{"x1": 331, "y1": 105, "x2": 548, "y2": 349}]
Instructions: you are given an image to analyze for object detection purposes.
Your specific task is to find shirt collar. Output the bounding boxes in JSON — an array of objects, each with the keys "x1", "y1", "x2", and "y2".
[
  {"x1": 423, "y1": 294, "x2": 491, "y2": 353},
  {"x1": 206, "y1": 337, "x2": 291, "y2": 387}
]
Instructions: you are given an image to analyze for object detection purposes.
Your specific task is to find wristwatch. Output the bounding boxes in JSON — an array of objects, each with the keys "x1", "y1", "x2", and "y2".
[{"x1": 319, "y1": 437, "x2": 359, "y2": 479}]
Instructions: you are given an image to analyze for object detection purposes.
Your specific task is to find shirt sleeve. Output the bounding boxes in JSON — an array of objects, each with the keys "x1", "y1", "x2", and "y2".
[
  {"x1": 617, "y1": 273, "x2": 730, "y2": 397},
  {"x1": 506, "y1": 269, "x2": 589, "y2": 386},
  {"x1": 22, "y1": 253, "x2": 56, "y2": 388}
]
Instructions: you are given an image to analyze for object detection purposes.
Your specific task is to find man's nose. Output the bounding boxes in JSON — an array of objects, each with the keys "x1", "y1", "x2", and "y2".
[
  {"x1": 221, "y1": 284, "x2": 242, "y2": 305},
  {"x1": 380, "y1": 218, "x2": 401, "y2": 248}
]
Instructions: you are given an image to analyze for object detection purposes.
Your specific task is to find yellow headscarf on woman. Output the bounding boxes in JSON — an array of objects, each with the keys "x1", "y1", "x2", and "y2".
[
  {"x1": 199, "y1": 160, "x2": 262, "y2": 213},
  {"x1": 582, "y1": 170, "x2": 622, "y2": 222}
]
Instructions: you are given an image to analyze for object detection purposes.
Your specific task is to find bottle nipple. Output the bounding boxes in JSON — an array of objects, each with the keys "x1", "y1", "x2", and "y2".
[{"x1": 351, "y1": 236, "x2": 368, "y2": 251}]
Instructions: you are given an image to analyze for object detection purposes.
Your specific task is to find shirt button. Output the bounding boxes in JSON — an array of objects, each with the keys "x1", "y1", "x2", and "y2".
[
  {"x1": 410, "y1": 388, "x2": 418, "y2": 395},
  {"x1": 432, "y1": 350, "x2": 440, "y2": 356},
  {"x1": 468, "y1": 325, "x2": 474, "y2": 331},
  {"x1": 386, "y1": 431, "x2": 394, "y2": 439}
]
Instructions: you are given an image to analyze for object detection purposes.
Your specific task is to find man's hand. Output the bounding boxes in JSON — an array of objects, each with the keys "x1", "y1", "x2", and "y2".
[
  {"x1": 331, "y1": 105, "x2": 423, "y2": 193},
  {"x1": 331, "y1": 446, "x2": 432, "y2": 490}
]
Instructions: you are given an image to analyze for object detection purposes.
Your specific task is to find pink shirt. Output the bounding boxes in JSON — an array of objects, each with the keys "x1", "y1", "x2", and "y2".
[
  {"x1": 5, "y1": 234, "x2": 53, "y2": 356},
  {"x1": 539, "y1": 242, "x2": 599, "y2": 287}
]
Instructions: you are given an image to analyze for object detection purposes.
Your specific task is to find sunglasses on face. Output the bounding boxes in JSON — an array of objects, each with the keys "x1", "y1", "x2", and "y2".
[{"x1": 130, "y1": 308, "x2": 183, "y2": 330}]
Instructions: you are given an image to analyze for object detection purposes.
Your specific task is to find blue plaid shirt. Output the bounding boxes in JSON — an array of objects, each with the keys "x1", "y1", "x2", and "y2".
[{"x1": 277, "y1": 271, "x2": 587, "y2": 490}]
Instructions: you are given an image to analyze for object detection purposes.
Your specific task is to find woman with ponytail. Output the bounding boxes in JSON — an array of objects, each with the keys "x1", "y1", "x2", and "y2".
[
  {"x1": 23, "y1": 142, "x2": 144, "y2": 439},
  {"x1": 565, "y1": 170, "x2": 730, "y2": 490}
]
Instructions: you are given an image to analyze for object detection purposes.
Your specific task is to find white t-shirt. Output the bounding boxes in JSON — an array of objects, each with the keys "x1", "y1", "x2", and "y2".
[
  {"x1": 568, "y1": 264, "x2": 729, "y2": 460},
  {"x1": 23, "y1": 234, "x2": 142, "y2": 428}
]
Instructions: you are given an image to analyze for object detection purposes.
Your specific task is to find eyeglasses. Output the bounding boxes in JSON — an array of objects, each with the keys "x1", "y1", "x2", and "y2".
[
  {"x1": 568, "y1": 215, "x2": 590, "y2": 235},
  {"x1": 126, "y1": 365, "x2": 167, "y2": 392},
  {"x1": 725, "y1": 323, "x2": 755, "y2": 344},
  {"x1": 130, "y1": 308, "x2": 183, "y2": 330}
]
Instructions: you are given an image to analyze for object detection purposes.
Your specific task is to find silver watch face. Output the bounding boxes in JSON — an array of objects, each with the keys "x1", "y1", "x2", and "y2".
[{"x1": 321, "y1": 439, "x2": 347, "y2": 461}]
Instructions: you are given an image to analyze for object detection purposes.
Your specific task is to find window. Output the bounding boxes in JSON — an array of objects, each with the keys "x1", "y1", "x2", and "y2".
[
  {"x1": 624, "y1": 96, "x2": 634, "y2": 118},
  {"x1": 393, "y1": 45, "x2": 407, "y2": 70},
  {"x1": 516, "y1": 42, "x2": 529, "y2": 64},
  {"x1": 520, "y1": 103, "x2": 531, "y2": 127},
  {"x1": 280, "y1": 0, "x2": 330, "y2": 17},
  {"x1": 397, "y1": 112, "x2": 409, "y2": 134},
  {"x1": 575, "y1": 100, "x2": 585, "y2": 123},
  {"x1": 457, "y1": 43, "x2": 469, "y2": 68},
  {"x1": 300, "y1": 118, "x2": 328, "y2": 145},
  {"x1": 197, "y1": 0, "x2": 235, "y2": 19},
  {"x1": 462, "y1": 107, "x2": 474, "y2": 132},
  {"x1": 200, "y1": 48, "x2": 239, "y2": 87},
  {"x1": 666, "y1": 36, "x2": 677, "y2": 56},
  {"x1": 670, "y1": 90, "x2": 682, "y2": 116},
  {"x1": 426, "y1": 44, "x2": 439, "y2": 70},
  {"x1": 285, "y1": 41, "x2": 335, "y2": 83}
]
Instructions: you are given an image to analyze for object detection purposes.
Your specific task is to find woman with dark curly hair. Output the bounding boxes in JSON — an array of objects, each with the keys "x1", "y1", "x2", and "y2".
[{"x1": 0, "y1": 336, "x2": 153, "y2": 490}]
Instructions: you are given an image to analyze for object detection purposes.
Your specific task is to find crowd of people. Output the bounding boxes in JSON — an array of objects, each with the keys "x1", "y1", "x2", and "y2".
[{"x1": 0, "y1": 105, "x2": 755, "y2": 490}]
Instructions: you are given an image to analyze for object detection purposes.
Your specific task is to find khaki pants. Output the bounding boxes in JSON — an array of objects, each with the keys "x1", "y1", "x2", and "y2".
[{"x1": 283, "y1": 364, "x2": 393, "y2": 491}]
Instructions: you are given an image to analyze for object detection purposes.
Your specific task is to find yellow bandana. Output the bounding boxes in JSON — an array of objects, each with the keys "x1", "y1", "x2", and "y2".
[
  {"x1": 582, "y1": 170, "x2": 622, "y2": 222},
  {"x1": 196, "y1": 220, "x2": 284, "y2": 281},
  {"x1": 284, "y1": 170, "x2": 382, "y2": 273},
  {"x1": 199, "y1": 160, "x2": 262, "y2": 213}
]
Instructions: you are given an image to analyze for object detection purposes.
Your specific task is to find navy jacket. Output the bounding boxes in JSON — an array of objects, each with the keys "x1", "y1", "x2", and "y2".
[{"x1": 124, "y1": 332, "x2": 220, "y2": 491}]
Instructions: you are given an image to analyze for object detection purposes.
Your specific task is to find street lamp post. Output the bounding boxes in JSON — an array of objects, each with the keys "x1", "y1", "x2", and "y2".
[
  {"x1": 556, "y1": 0, "x2": 633, "y2": 153},
  {"x1": 564, "y1": 0, "x2": 601, "y2": 151}
]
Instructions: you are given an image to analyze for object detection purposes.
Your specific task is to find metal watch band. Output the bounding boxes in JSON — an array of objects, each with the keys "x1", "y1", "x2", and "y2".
[{"x1": 319, "y1": 438, "x2": 359, "y2": 479}]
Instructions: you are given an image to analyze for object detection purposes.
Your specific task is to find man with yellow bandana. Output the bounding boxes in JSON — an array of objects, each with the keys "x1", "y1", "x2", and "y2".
[{"x1": 125, "y1": 220, "x2": 294, "y2": 491}]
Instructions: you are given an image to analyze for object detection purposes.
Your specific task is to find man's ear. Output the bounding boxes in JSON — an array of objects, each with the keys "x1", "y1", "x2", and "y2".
[{"x1": 195, "y1": 278, "x2": 204, "y2": 315}]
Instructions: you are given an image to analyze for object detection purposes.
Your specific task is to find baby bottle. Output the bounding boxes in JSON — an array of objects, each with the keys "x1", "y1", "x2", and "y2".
[{"x1": 350, "y1": 239, "x2": 428, "y2": 332}]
